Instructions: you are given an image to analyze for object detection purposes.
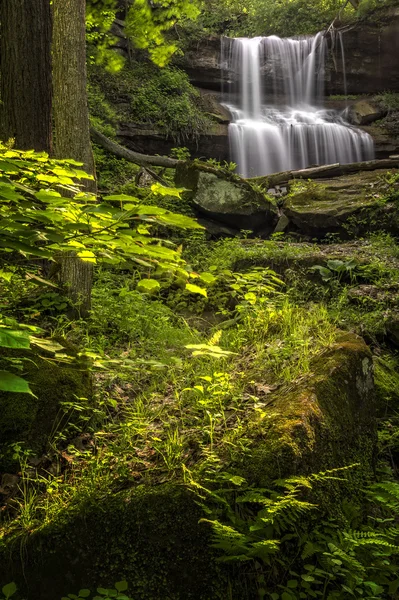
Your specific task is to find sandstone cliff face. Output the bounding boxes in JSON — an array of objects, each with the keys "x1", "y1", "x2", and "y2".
[
  {"x1": 177, "y1": 8, "x2": 399, "y2": 96},
  {"x1": 326, "y1": 6, "x2": 399, "y2": 95}
]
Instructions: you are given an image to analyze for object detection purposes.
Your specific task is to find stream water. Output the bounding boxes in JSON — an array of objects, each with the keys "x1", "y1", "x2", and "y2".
[{"x1": 221, "y1": 33, "x2": 375, "y2": 177}]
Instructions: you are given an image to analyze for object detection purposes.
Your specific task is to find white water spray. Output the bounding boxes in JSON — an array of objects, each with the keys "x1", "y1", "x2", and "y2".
[{"x1": 222, "y1": 34, "x2": 374, "y2": 178}]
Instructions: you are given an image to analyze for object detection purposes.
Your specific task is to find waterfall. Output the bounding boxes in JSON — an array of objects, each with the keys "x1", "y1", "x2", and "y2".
[{"x1": 222, "y1": 34, "x2": 375, "y2": 178}]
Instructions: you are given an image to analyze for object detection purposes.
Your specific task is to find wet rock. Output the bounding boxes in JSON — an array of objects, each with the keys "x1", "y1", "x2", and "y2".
[
  {"x1": 118, "y1": 122, "x2": 230, "y2": 163},
  {"x1": 175, "y1": 162, "x2": 278, "y2": 233}
]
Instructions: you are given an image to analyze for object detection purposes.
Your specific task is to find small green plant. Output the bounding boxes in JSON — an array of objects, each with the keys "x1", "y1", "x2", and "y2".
[
  {"x1": 0, "y1": 583, "x2": 17, "y2": 600},
  {"x1": 62, "y1": 581, "x2": 131, "y2": 600},
  {"x1": 170, "y1": 147, "x2": 191, "y2": 160},
  {"x1": 310, "y1": 259, "x2": 365, "y2": 283}
]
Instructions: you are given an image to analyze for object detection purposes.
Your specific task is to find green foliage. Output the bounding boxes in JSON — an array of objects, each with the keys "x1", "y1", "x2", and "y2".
[
  {"x1": 130, "y1": 66, "x2": 211, "y2": 142},
  {"x1": 125, "y1": 0, "x2": 200, "y2": 66},
  {"x1": 192, "y1": 469, "x2": 399, "y2": 599},
  {"x1": 62, "y1": 581, "x2": 131, "y2": 600},
  {"x1": 309, "y1": 258, "x2": 380, "y2": 284},
  {"x1": 0, "y1": 581, "x2": 132, "y2": 600},
  {"x1": 0, "y1": 144, "x2": 204, "y2": 393},
  {"x1": 88, "y1": 61, "x2": 211, "y2": 144},
  {"x1": 182, "y1": 0, "x2": 356, "y2": 38},
  {"x1": 0, "y1": 582, "x2": 17, "y2": 600}
]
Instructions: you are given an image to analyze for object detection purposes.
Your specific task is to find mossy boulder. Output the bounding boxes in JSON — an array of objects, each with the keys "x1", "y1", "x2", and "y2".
[
  {"x1": 0, "y1": 485, "x2": 233, "y2": 600},
  {"x1": 0, "y1": 344, "x2": 92, "y2": 471},
  {"x1": 283, "y1": 170, "x2": 399, "y2": 238},
  {"x1": 245, "y1": 334, "x2": 376, "y2": 491},
  {"x1": 175, "y1": 162, "x2": 278, "y2": 233},
  {"x1": 346, "y1": 100, "x2": 384, "y2": 125}
]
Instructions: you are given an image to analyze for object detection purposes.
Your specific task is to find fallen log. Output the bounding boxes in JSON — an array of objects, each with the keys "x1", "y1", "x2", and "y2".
[
  {"x1": 249, "y1": 157, "x2": 399, "y2": 189},
  {"x1": 90, "y1": 127, "x2": 181, "y2": 169}
]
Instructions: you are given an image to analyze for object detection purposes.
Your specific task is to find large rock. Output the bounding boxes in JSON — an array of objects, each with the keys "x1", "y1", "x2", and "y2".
[
  {"x1": 246, "y1": 333, "x2": 376, "y2": 486},
  {"x1": 345, "y1": 100, "x2": 384, "y2": 125},
  {"x1": 175, "y1": 162, "x2": 278, "y2": 233},
  {"x1": 283, "y1": 169, "x2": 399, "y2": 238},
  {"x1": 0, "y1": 344, "x2": 92, "y2": 472}
]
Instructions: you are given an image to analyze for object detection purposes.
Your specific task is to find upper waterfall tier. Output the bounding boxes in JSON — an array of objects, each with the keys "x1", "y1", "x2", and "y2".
[{"x1": 222, "y1": 34, "x2": 375, "y2": 178}]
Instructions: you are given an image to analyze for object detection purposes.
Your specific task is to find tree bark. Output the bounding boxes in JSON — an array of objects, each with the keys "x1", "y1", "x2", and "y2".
[
  {"x1": 52, "y1": 0, "x2": 96, "y2": 317},
  {"x1": 0, "y1": 0, "x2": 52, "y2": 151},
  {"x1": 90, "y1": 127, "x2": 181, "y2": 168},
  {"x1": 53, "y1": 0, "x2": 96, "y2": 183}
]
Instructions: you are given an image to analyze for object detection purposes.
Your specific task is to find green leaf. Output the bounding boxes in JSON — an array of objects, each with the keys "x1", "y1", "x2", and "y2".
[
  {"x1": 270, "y1": 594, "x2": 279, "y2": 600},
  {"x1": 151, "y1": 182, "x2": 184, "y2": 198},
  {"x1": 199, "y1": 272, "x2": 217, "y2": 284},
  {"x1": 287, "y1": 580, "x2": 298, "y2": 588},
  {"x1": 30, "y1": 337, "x2": 65, "y2": 353},
  {"x1": 115, "y1": 581, "x2": 128, "y2": 592},
  {"x1": 0, "y1": 270, "x2": 13, "y2": 282},
  {"x1": 103, "y1": 194, "x2": 139, "y2": 202},
  {"x1": 77, "y1": 250, "x2": 97, "y2": 263},
  {"x1": 35, "y1": 190, "x2": 62, "y2": 202},
  {"x1": 0, "y1": 328, "x2": 30, "y2": 349},
  {"x1": 0, "y1": 371, "x2": 33, "y2": 394},
  {"x1": 78, "y1": 590, "x2": 91, "y2": 598},
  {"x1": 137, "y1": 279, "x2": 161, "y2": 293},
  {"x1": 2, "y1": 582, "x2": 17, "y2": 598},
  {"x1": 185, "y1": 283, "x2": 207, "y2": 297},
  {"x1": 301, "y1": 575, "x2": 315, "y2": 582},
  {"x1": 326, "y1": 259, "x2": 345, "y2": 272},
  {"x1": 309, "y1": 265, "x2": 332, "y2": 280}
]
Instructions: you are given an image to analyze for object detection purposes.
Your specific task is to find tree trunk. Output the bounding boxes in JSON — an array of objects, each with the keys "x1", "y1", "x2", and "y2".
[
  {"x1": 52, "y1": 0, "x2": 96, "y2": 181},
  {"x1": 250, "y1": 157, "x2": 399, "y2": 188},
  {"x1": 52, "y1": 0, "x2": 97, "y2": 317},
  {"x1": 0, "y1": 0, "x2": 52, "y2": 151},
  {"x1": 90, "y1": 126, "x2": 180, "y2": 168}
]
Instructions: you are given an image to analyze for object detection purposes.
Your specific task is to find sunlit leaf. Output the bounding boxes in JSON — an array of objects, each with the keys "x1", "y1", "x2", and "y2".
[
  {"x1": 137, "y1": 279, "x2": 161, "y2": 293},
  {"x1": 0, "y1": 371, "x2": 34, "y2": 394},
  {"x1": 185, "y1": 283, "x2": 207, "y2": 297}
]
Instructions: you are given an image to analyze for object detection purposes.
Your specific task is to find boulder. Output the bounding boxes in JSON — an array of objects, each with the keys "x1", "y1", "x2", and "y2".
[
  {"x1": 282, "y1": 169, "x2": 399, "y2": 238},
  {"x1": 246, "y1": 334, "x2": 376, "y2": 487},
  {"x1": 175, "y1": 162, "x2": 278, "y2": 233},
  {"x1": 0, "y1": 344, "x2": 92, "y2": 472},
  {"x1": 346, "y1": 100, "x2": 384, "y2": 125}
]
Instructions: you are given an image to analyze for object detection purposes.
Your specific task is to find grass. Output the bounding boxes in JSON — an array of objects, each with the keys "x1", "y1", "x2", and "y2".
[{"x1": 2, "y1": 232, "x2": 399, "y2": 598}]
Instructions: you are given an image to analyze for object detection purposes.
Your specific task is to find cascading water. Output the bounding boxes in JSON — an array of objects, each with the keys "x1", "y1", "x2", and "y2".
[{"x1": 221, "y1": 33, "x2": 375, "y2": 178}]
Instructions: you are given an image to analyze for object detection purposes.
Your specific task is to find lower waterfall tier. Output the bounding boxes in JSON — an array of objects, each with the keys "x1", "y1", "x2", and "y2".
[{"x1": 226, "y1": 104, "x2": 375, "y2": 178}]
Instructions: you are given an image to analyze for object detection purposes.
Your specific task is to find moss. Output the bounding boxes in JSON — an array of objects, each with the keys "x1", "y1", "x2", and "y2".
[
  {"x1": 0, "y1": 485, "x2": 236, "y2": 600},
  {"x1": 0, "y1": 346, "x2": 92, "y2": 471},
  {"x1": 175, "y1": 162, "x2": 278, "y2": 232},
  {"x1": 283, "y1": 170, "x2": 399, "y2": 237},
  {"x1": 243, "y1": 334, "x2": 376, "y2": 498}
]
